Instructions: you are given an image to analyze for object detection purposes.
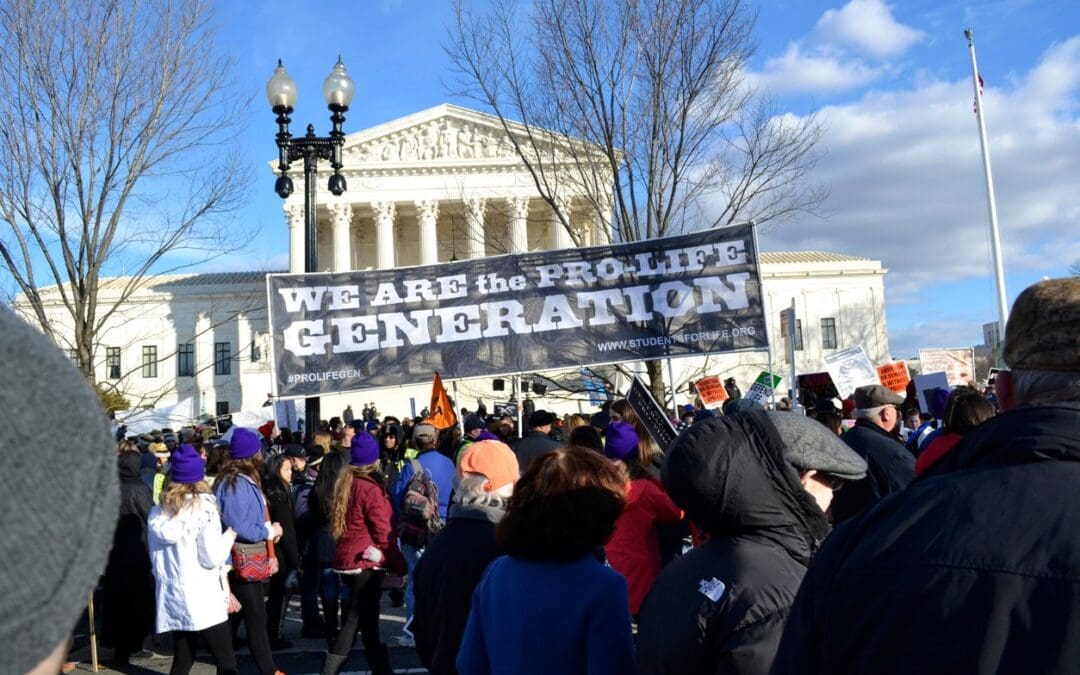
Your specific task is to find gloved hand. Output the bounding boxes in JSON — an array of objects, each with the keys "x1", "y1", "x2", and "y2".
[{"x1": 361, "y1": 545, "x2": 384, "y2": 564}]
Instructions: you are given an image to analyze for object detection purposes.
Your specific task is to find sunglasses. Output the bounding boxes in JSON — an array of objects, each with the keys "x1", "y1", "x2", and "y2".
[{"x1": 815, "y1": 473, "x2": 846, "y2": 491}]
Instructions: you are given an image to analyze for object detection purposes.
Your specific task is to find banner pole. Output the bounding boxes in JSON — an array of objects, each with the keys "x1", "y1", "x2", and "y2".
[
  {"x1": 787, "y1": 298, "x2": 800, "y2": 412},
  {"x1": 749, "y1": 221, "x2": 776, "y2": 409},
  {"x1": 666, "y1": 357, "x2": 678, "y2": 419}
]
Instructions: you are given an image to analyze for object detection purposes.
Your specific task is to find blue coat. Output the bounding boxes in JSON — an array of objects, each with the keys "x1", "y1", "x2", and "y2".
[
  {"x1": 457, "y1": 554, "x2": 635, "y2": 675},
  {"x1": 393, "y1": 449, "x2": 455, "y2": 521},
  {"x1": 215, "y1": 474, "x2": 269, "y2": 544}
]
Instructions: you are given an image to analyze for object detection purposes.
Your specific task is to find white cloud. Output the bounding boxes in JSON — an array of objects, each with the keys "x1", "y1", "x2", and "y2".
[
  {"x1": 749, "y1": 43, "x2": 884, "y2": 94},
  {"x1": 747, "y1": 0, "x2": 925, "y2": 96},
  {"x1": 814, "y1": 0, "x2": 926, "y2": 58},
  {"x1": 751, "y1": 36, "x2": 1080, "y2": 310}
]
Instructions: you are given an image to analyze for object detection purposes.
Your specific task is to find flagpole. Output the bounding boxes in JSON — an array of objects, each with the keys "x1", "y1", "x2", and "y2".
[{"x1": 965, "y1": 28, "x2": 1009, "y2": 353}]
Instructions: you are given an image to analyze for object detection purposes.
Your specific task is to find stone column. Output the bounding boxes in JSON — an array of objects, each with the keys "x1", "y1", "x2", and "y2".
[
  {"x1": 328, "y1": 202, "x2": 353, "y2": 272},
  {"x1": 416, "y1": 199, "x2": 440, "y2": 265},
  {"x1": 285, "y1": 201, "x2": 305, "y2": 273},
  {"x1": 464, "y1": 196, "x2": 487, "y2": 259},
  {"x1": 194, "y1": 311, "x2": 214, "y2": 417},
  {"x1": 372, "y1": 201, "x2": 396, "y2": 269},
  {"x1": 549, "y1": 198, "x2": 575, "y2": 250},
  {"x1": 508, "y1": 197, "x2": 529, "y2": 253},
  {"x1": 592, "y1": 195, "x2": 613, "y2": 246}
]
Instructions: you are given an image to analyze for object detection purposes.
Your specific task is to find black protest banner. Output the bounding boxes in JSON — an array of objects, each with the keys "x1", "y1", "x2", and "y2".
[
  {"x1": 626, "y1": 376, "x2": 678, "y2": 451},
  {"x1": 267, "y1": 224, "x2": 765, "y2": 399}
]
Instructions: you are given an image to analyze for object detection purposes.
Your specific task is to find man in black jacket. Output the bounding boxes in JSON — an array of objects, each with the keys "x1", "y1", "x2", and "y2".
[
  {"x1": 829, "y1": 384, "x2": 915, "y2": 523},
  {"x1": 635, "y1": 410, "x2": 867, "y2": 675},
  {"x1": 771, "y1": 277, "x2": 1080, "y2": 674},
  {"x1": 511, "y1": 410, "x2": 561, "y2": 472}
]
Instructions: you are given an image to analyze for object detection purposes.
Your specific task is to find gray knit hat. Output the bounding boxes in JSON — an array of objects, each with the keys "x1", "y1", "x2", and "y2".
[{"x1": 0, "y1": 308, "x2": 119, "y2": 673}]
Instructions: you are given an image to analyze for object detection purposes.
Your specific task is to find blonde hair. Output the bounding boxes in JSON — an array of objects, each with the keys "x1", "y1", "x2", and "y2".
[
  {"x1": 160, "y1": 480, "x2": 211, "y2": 516},
  {"x1": 313, "y1": 431, "x2": 333, "y2": 455},
  {"x1": 563, "y1": 414, "x2": 588, "y2": 433},
  {"x1": 330, "y1": 462, "x2": 379, "y2": 540},
  {"x1": 610, "y1": 399, "x2": 661, "y2": 470}
]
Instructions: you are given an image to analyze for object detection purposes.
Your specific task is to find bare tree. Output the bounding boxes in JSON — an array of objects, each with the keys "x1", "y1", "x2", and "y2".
[
  {"x1": 0, "y1": 0, "x2": 251, "y2": 386},
  {"x1": 446, "y1": 0, "x2": 826, "y2": 400}
]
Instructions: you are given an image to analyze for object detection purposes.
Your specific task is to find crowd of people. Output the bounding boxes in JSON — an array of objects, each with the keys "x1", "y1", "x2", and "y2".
[{"x1": 3, "y1": 275, "x2": 1078, "y2": 675}]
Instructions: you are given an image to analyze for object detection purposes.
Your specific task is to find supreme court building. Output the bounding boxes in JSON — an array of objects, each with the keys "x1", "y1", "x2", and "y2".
[{"x1": 19, "y1": 104, "x2": 891, "y2": 425}]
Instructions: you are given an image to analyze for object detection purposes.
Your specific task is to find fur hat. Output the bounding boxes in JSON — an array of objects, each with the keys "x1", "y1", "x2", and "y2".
[
  {"x1": 229, "y1": 427, "x2": 262, "y2": 460},
  {"x1": 604, "y1": 421, "x2": 640, "y2": 460},
  {"x1": 1003, "y1": 277, "x2": 1080, "y2": 372},
  {"x1": 459, "y1": 440, "x2": 519, "y2": 491},
  {"x1": 350, "y1": 431, "x2": 379, "y2": 467},
  {"x1": 171, "y1": 444, "x2": 206, "y2": 484}
]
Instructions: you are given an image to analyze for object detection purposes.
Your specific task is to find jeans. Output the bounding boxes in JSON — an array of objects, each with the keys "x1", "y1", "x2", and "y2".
[{"x1": 401, "y1": 542, "x2": 424, "y2": 630}]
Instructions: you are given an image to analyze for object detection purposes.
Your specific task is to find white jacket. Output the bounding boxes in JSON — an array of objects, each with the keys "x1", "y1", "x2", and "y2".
[{"x1": 148, "y1": 494, "x2": 236, "y2": 633}]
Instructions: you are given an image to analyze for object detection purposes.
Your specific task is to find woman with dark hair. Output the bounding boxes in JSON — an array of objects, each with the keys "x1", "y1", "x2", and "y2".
[
  {"x1": 915, "y1": 390, "x2": 997, "y2": 476},
  {"x1": 214, "y1": 428, "x2": 282, "y2": 675},
  {"x1": 456, "y1": 446, "x2": 634, "y2": 675},
  {"x1": 263, "y1": 453, "x2": 301, "y2": 650},
  {"x1": 321, "y1": 433, "x2": 405, "y2": 675},
  {"x1": 567, "y1": 424, "x2": 604, "y2": 454},
  {"x1": 602, "y1": 422, "x2": 682, "y2": 618},
  {"x1": 309, "y1": 449, "x2": 349, "y2": 648}
]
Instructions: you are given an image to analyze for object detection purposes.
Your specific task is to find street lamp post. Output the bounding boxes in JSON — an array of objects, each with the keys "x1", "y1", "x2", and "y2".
[{"x1": 267, "y1": 57, "x2": 355, "y2": 442}]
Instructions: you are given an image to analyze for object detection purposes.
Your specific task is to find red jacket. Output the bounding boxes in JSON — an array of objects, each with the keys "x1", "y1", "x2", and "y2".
[
  {"x1": 915, "y1": 432, "x2": 962, "y2": 476},
  {"x1": 333, "y1": 474, "x2": 406, "y2": 575},
  {"x1": 606, "y1": 477, "x2": 682, "y2": 615}
]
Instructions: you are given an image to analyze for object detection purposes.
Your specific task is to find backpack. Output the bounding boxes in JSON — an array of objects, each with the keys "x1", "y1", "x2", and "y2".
[{"x1": 397, "y1": 459, "x2": 443, "y2": 547}]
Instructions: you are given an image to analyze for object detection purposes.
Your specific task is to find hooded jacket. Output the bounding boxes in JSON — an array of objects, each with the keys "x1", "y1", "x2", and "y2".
[
  {"x1": 148, "y1": 494, "x2": 237, "y2": 633},
  {"x1": 636, "y1": 412, "x2": 831, "y2": 675},
  {"x1": 770, "y1": 403, "x2": 1080, "y2": 674}
]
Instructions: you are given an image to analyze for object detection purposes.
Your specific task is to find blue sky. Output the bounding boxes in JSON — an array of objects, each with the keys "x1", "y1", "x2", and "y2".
[{"x1": 214, "y1": 0, "x2": 1079, "y2": 359}]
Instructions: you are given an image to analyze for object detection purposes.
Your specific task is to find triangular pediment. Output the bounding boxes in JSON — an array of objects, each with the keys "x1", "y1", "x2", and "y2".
[{"x1": 340, "y1": 103, "x2": 586, "y2": 166}]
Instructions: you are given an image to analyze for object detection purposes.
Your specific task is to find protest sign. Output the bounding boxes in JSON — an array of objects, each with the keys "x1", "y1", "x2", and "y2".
[
  {"x1": 268, "y1": 225, "x2": 766, "y2": 399},
  {"x1": 913, "y1": 372, "x2": 950, "y2": 414},
  {"x1": 627, "y1": 376, "x2": 678, "y2": 451},
  {"x1": 797, "y1": 372, "x2": 839, "y2": 405},
  {"x1": 918, "y1": 348, "x2": 976, "y2": 386},
  {"x1": 745, "y1": 371, "x2": 782, "y2": 405},
  {"x1": 824, "y1": 345, "x2": 879, "y2": 398},
  {"x1": 695, "y1": 376, "x2": 729, "y2": 406},
  {"x1": 876, "y1": 360, "x2": 911, "y2": 393},
  {"x1": 493, "y1": 402, "x2": 518, "y2": 418}
]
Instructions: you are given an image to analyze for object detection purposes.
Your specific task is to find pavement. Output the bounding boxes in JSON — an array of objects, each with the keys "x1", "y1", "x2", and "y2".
[{"x1": 67, "y1": 593, "x2": 427, "y2": 674}]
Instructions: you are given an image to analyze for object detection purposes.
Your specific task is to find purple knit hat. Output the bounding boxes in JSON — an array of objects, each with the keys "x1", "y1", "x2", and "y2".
[
  {"x1": 230, "y1": 427, "x2": 262, "y2": 460},
  {"x1": 350, "y1": 431, "x2": 379, "y2": 467},
  {"x1": 171, "y1": 444, "x2": 205, "y2": 484},
  {"x1": 605, "y1": 421, "x2": 639, "y2": 460}
]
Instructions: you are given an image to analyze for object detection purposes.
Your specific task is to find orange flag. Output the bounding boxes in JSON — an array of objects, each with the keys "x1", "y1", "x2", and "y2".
[{"x1": 425, "y1": 372, "x2": 458, "y2": 430}]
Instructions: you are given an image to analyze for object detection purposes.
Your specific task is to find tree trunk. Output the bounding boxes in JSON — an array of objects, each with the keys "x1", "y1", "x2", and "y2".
[{"x1": 646, "y1": 359, "x2": 667, "y2": 409}]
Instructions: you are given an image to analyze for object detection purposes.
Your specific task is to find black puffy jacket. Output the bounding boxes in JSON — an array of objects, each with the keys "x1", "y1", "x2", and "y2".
[
  {"x1": 771, "y1": 403, "x2": 1080, "y2": 674},
  {"x1": 636, "y1": 411, "x2": 831, "y2": 675}
]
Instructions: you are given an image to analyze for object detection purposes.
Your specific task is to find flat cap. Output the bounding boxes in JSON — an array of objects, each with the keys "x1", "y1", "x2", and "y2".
[{"x1": 853, "y1": 384, "x2": 904, "y2": 408}]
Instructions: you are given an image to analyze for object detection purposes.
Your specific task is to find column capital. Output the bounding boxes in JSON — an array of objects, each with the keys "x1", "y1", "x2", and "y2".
[
  {"x1": 415, "y1": 199, "x2": 440, "y2": 221},
  {"x1": 284, "y1": 200, "x2": 305, "y2": 225},
  {"x1": 464, "y1": 195, "x2": 487, "y2": 214},
  {"x1": 509, "y1": 196, "x2": 530, "y2": 220},
  {"x1": 372, "y1": 200, "x2": 396, "y2": 221},
  {"x1": 327, "y1": 202, "x2": 353, "y2": 224}
]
